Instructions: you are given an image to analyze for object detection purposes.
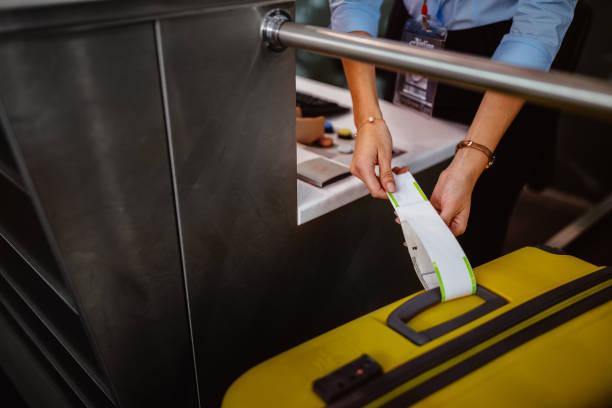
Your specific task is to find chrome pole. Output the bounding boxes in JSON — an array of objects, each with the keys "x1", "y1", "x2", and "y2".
[{"x1": 261, "y1": 10, "x2": 612, "y2": 119}]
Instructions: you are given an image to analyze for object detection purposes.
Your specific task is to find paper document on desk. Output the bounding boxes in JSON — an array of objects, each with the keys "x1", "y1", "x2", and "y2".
[{"x1": 388, "y1": 172, "x2": 476, "y2": 301}]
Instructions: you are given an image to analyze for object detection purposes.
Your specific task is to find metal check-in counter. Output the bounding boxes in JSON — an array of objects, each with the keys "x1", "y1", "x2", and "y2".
[
  {"x1": 0, "y1": 2, "x2": 297, "y2": 407},
  {"x1": 0, "y1": 2, "x2": 421, "y2": 407},
  {"x1": 1, "y1": 2, "x2": 611, "y2": 408}
]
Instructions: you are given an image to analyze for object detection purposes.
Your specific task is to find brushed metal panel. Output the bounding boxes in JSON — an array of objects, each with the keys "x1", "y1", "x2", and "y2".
[
  {"x1": 161, "y1": 5, "x2": 297, "y2": 405},
  {"x1": 0, "y1": 305, "x2": 86, "y2": 408},
  {"x1": 0, "y1": 2, "x2": 423, "y2": 406},
  {"x1": 0, "y1": 0, "x2": 297, "y2": 35},
  {"x1": 161, "y1": 4, "x2": 418, "y2": 406},
  {"x1": 0, "y1": 24, "x2": 197, "y2": 407}
]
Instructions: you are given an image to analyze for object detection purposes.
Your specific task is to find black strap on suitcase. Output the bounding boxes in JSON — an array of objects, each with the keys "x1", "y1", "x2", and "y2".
[{"x1": 325, "y1": 266, "x2": 612, "y2": 408}]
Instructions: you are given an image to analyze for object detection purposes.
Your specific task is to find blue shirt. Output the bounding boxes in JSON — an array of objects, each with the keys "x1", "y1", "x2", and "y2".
[{"x1": 329, "y1": 0, "x2": 577, "y2": 71}]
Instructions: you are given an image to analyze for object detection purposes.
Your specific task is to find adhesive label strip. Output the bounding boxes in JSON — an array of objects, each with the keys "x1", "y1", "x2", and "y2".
[{"x1": 388, "y1": 172, "x2": 476, "y2": 301}]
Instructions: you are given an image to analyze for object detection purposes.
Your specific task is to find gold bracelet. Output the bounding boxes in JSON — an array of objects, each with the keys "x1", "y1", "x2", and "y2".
[
  {"x1": 455, "y1": 140, "x2": 496, "y2": 169},
  {"x1": 355, "y1": 116, "x2": 384, "y2": 135}
]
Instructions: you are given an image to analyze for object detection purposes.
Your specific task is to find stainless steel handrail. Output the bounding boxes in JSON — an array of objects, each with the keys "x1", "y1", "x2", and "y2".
[{"x1": 261, "y1": 11, "x2": 612, "y2": 119}]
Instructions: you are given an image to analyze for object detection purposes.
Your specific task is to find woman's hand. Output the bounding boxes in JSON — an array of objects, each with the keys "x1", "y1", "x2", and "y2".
[
  {"x1": 394, "y1": 148, "x2": 486, "y2": 238},
  {"x1": 430, "y1": 147, "x2": 487, "y2": 236},
  {"x1": 430, "y1": 168, "x2": 474, "y2": 236},
  {"x1": 391, "y1": 91, "x2": 523, "y2": 239},
  {"x1": 350, "y1": 120, "x2": 396, "y2": 199},
  {"x1": 340, "y1": 41, "x2": 400, "y2": 200}
]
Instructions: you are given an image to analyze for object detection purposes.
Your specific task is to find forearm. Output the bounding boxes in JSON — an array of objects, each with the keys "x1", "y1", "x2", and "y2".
[
  {"x1": 431, "y1": 91, "x2": 524, "y2": 235},
  {"x1": 454, "y1": 91, "x2": 525, "y2": 184},
  {"x1": 341, "y1": 32, "x2": 399, "y2": 197},
  {"x1": 341, "y1": 32, "x2": 381, "y2": 126}
]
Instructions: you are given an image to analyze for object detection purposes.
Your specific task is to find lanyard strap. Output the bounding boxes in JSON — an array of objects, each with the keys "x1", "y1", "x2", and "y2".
[{"x1": 421, "y1": 0, "x2": 429, "y2": 16}]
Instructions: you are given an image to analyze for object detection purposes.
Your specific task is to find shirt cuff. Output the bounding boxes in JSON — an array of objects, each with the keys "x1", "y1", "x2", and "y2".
[
  {"x1": 492, "y1": 34, "x2": 555, "y2": 71},
  {"x1": 330, "y1": 4, "x2": 380, "y2": 37}
]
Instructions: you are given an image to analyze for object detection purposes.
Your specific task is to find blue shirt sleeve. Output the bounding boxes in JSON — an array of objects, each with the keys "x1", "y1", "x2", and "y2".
[
  {"x1": 329, "y1": 0, "x2": 383, "y2": 37},
  {"x1": 492, "y1": 0, "x2": 578, "y2": 71}
]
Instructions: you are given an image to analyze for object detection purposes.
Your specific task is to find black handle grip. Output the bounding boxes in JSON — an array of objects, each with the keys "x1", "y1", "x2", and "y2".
[{"x1": 387, "y1": 285, "x2": 507, "y2": 346}]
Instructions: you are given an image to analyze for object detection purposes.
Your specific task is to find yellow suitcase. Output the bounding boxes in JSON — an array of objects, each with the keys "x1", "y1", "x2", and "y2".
[{"x1": 223, "y1": 247, "x2": 612, "y2": 407}]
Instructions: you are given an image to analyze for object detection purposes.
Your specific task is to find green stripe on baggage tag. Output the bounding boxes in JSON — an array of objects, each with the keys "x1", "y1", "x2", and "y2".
[
  {"x1": 413, "y1": 182, "x2": 427, "y2": 201},
  {"x1": 388, "y1": 192, "x2": 399, "y2": 207},
  {"x1": 463, "y1": 256, "x2": 477, "y2": 294},
  {"x1": 433, "y1": 262, "x2": 446, "y2": 302}
]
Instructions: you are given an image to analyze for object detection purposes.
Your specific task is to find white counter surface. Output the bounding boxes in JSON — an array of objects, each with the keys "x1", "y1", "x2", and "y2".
[{"x1": 297, "y1": 76, "x2": 467, "y2": 225}]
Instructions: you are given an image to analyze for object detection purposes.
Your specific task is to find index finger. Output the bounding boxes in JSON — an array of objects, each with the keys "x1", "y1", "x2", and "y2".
[{"x1": 355, "y1": 164, "x2": 387, "y2": 199}]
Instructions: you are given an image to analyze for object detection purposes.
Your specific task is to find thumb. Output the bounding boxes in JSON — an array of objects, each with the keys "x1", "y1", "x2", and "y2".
[
  {"x1": 439, "y1": 200, "x2": 456, "y2": 227},
  {"x1": 449, "y1": 205, "x2": 470, "y2": 236},
  {"x1": 378, "y1": 154, "x2": 396, "y2": 193}
]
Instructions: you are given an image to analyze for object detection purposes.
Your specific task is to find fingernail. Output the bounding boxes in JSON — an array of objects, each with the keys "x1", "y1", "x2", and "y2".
[
  {"x1": 386, "y1": 182, "x2": 395, "y2": 193},
  {"x1": 395, "y1": 218, "x2": 400, "y2": 224},
  {"x1": 402, "y1": 242, "x2": 407, "y2": 247}
]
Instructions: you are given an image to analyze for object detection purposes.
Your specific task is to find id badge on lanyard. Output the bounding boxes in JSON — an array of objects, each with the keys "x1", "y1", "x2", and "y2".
[{"x1": 393, "y1": 0, "x2": 447, "y2": 116}]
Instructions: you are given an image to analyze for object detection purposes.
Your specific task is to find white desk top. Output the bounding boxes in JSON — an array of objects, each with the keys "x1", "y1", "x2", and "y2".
[{"x1": 296, "y1": 76, "x2": 467, "y2": 225}]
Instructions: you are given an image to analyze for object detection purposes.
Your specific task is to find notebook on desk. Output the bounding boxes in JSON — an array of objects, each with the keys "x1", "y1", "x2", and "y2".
[{"x1": 297, "y1": 158, "x2": 351, "y2": 188}]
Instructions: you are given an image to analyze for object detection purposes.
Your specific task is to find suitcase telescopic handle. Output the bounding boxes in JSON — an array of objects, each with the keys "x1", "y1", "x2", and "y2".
[{"x1": 386, "y1": 285, "x2": 507, "y2": 346}]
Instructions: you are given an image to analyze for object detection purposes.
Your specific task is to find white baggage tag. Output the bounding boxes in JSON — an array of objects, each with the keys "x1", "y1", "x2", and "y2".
[{"x1": 388, "y1": 172, "x2": 476, "y2": 301}]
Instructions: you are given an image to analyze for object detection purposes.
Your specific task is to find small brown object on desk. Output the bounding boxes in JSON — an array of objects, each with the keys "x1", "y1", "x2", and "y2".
[{"x1": 296, "y1": 107, "x2": 333, "y2": 147}]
